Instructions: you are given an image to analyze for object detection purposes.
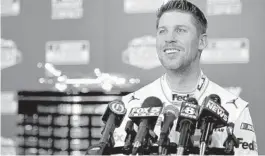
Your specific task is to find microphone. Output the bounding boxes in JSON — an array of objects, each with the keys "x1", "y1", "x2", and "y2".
[
  {"x1": 158, "y1": 105, "x2": 179, "y2": 155},
  {"x1": 128, "y1": 96, "x2": 163, "y2": 155},
  {"x1": 176, "y1": 97, "x2": 200, "y2": 156},
  {"x1": 86, "y1": 100, "x2": 127, "y2": 155},
  {"x1": 122, "y1": 120, "x2": 136, "y2": 154},
  {"x1": 198, "y1": 94, "x2": 229, "y2": 156},
  {"x1": 223, "y1": 122, "x2": 239, "y2": 154}
]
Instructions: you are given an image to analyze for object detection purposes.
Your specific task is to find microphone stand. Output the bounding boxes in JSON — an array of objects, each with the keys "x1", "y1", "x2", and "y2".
[
  {"x1": 223, "y1": 122, "x2": 239, "y2": 154},
  {"x1": 105, "y1": 144, "x2": 236, "y2": 155},
  {"x1": 158, "y1": 135, "x2": 171, "y2": 155},
  {"x1": 199, "y1": 119, "x2": 215, "y2": 156},
  {"x1": 176, "y1": 121, "x2": 194, "y2": 156},
  {"x1": 86, "y1": 122, "x2": 116, "y2": 155},
  {"x1": 143, "y1": 129, "x2": 158, "y2": 155},
  {"x1": 85, "y1": 133, "x2": 115, "y2": 155},
  {"x1": 122, "y1": 121, "x2": 136, "y2": 155},
  {"x1": 131, "y1": 129, "x2": 158, "y2": 155}
]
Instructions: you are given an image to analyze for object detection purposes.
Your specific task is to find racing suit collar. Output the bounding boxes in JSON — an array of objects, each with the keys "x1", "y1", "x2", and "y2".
[{"x1": 160, "y1": 70, "x2": 209, "y2": 106}]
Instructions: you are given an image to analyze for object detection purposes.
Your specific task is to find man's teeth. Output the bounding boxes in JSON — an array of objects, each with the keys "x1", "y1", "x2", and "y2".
[{"x1": 165, "y1": 49, "x2": 180, "y2": 54}]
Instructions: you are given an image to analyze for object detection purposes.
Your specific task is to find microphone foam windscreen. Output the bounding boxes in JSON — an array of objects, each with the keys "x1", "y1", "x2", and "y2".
[
  {"x1": 186, "y1": 97, "x2": 198, "y2": 105},
  {"x1": 163, "y1": 105, "x2": 179, "y2": 118},
  {"x1": 209, "y1": 94, "x2": 221, "y2": 104},
  {"x1": 141, "y1": 96, "x2": 163, "y2": 108}
]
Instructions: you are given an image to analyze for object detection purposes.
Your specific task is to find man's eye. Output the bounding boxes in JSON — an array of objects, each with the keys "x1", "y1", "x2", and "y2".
[
  {"x1": 158, "y1": 29, "x2": 166, "y2": 34},
  {"x1": 177, "y1": 28, "x2": 187, "y2": 33}
]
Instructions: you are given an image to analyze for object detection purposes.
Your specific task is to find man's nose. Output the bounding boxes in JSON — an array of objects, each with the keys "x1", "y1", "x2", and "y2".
[{"x1": 165, "y1": 32, "x2": 177, "y2": 43}]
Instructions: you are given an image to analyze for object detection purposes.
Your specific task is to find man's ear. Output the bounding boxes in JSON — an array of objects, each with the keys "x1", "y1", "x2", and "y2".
[{"x1": 198, "y1": 33, "x2": 208, "y2": 51}]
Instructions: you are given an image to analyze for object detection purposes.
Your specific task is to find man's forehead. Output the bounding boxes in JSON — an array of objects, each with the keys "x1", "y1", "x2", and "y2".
[{"x1": 158, "y1": 11, "x2": 196, "y2": 28}]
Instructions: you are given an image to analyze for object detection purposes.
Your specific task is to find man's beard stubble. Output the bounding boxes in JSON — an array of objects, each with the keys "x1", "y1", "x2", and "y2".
[{"x1": 159, "y1": 51, "x2": 201, "y2": 73}]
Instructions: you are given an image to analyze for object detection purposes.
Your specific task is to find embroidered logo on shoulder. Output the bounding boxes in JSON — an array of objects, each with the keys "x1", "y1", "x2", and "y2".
[
  {"x1": 226, "y1": 97, "x2": 238, "y2": 109},
  {"x1": 240, "y1": 122, "x2": 255, "y2": 132},
  {"x1": 128, "y1": 93, "x2": 140, "y2": 103}
]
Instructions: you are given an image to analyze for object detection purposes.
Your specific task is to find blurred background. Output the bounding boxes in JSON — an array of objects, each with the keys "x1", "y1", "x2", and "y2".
[{"x1": 1, "y1": 0, "x2": 265, "y2": 155}]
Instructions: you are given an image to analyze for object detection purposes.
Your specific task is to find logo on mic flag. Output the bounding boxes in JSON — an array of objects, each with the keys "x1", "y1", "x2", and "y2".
[
  {"x1": 109, "y1": 101, "x2": 126, "y2": 115},
  {"x1": 129, "y1": 107, "x2": 162, "y2": 117},
  {"x1": 179, "y1": 102, "x2": 200, "y2": 120},
  {"x1": 204, "y1": 99, "x2": 229, "y2": 123}
]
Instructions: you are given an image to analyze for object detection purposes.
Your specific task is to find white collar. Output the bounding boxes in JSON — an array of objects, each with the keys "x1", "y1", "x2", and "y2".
[{"x1": 160, "y1": 71, "x2": 209, "y2": 106}]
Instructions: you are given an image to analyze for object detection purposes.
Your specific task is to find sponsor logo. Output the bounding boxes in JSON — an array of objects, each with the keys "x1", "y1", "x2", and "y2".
[
  {"x1": 1, "y1": 38, "x2": 22, "y2": 69},
  {"x1": 205, "y1": 100, "x2": 228, "y2": 122},
  {"x1": 128, "y1": 93, "x2": 140, "y2": 103},
  {"x1": 201, "y1": 38, "x2": 249, "y2": 64},
  {"x1": 46, "y1": 40, "x2": 89, "y2": 65},
  {"x1": 238, "y1": 138, "x2": 258, "y2": 151},
  {"x1": 240, "y1": 123, "x2": 254, "y2": 132},
  {"x1": 172, "y1": 94, "x2": 190, "y2": 102},
  {"x1": 122, "y1": 36, "x2": 161, "y2": 69},
  {"x1": 226, "y1": 97, "x2": 238, "y2": 109},
  {"x1": 1, "y1": 91, "x2": 17, "y2": 114},
  {"x1": 124, "y1": 0, "x2": 165, "y2": 14},
  {"x1": 51, "y1": 0, "x2": 83, "y2": 19},
  {"x1": 129, "y1": 107, "x2": 162, "y2": 117},
  {"x1": 109, "y1": 101, "x2": 126, "y2": 115},
  {"x1": 207, "y1": 0, "x2": 242, "y2": 16},
  {"x1": 1, "y1": 0, "x2": 20, "y2": 16}
]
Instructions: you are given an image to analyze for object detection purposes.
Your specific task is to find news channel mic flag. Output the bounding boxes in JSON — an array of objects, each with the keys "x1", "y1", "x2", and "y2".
[{"x1": 113, "y1": 0, "x2": 258, "y2": 155}]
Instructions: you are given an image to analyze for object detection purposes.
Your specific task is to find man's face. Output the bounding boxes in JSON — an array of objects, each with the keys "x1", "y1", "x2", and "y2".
[{"x1": 156, "y1": 11, "x2": 202, "y2": 70}]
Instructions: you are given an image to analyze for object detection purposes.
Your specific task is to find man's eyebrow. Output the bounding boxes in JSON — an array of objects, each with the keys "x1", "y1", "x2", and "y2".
[
  {"x1": 157, "y1": 26, "x2": 166, "y2": 29},
  {"x1": 158, "y1": 25, "x2": 190, "y2": 29},
  {"x1": 176, "y1": 25, "x2": 190, "y2": 28}
]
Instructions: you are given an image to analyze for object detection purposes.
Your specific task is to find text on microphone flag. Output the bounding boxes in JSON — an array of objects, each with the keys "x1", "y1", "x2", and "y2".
[
  {"x1": 128, "y1": 106, "x2": 163, "y2": 117},
  {"x1": 204, "y1": 99, "x2": 229, "y2": 122},
  {"x1": 179, "y1": 102, "x2": 200, "y2": 120}
]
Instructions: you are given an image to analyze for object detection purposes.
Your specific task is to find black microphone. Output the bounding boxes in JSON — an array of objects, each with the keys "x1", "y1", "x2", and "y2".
[
  {"x1": 122, "y1": 120, "x2": 136, "y2": 154},
  {"x1": 86, "y1": 100, "x2": 127, "y2": 155},
  {"x1": 158, "y1": 105, "x2": 179, "y2": 155},
  {"x1": 198, "y1": 94, "x2": 229, "y2": 156},
  {"x1": 223, "y1": 122, "x2": 239, "y2": 154},
  {"x1": 176, "y1": 97, "x2": 200, "y2": 156},
  {"x1": 128, "y1": 96, "x2": 163, "y2": 155}
]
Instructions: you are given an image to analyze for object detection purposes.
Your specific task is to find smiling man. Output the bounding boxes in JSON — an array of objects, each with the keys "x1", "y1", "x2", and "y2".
[{"x1": 113, "y1": 0, "x2": 258, "y2": 155}]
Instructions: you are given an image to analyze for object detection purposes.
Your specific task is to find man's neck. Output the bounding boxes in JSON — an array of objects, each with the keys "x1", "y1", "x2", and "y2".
[{"x1": 165, "y1": 62, "x2": 201, "y2": 93}]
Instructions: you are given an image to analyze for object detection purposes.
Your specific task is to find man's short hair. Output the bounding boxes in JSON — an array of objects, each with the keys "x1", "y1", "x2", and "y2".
[{"x1": 156, "y1": 0, "x2": 208, "y2": 34}]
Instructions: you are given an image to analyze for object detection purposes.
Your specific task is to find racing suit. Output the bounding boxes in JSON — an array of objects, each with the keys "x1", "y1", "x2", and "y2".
[{"x1": 113, "y1": 73, "x2": 258, "y2": 155}]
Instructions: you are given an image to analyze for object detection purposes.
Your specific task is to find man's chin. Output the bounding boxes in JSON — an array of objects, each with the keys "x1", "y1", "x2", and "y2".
[{"x1": 162, "y1": 63, "x2": 181, "y2": 70}]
